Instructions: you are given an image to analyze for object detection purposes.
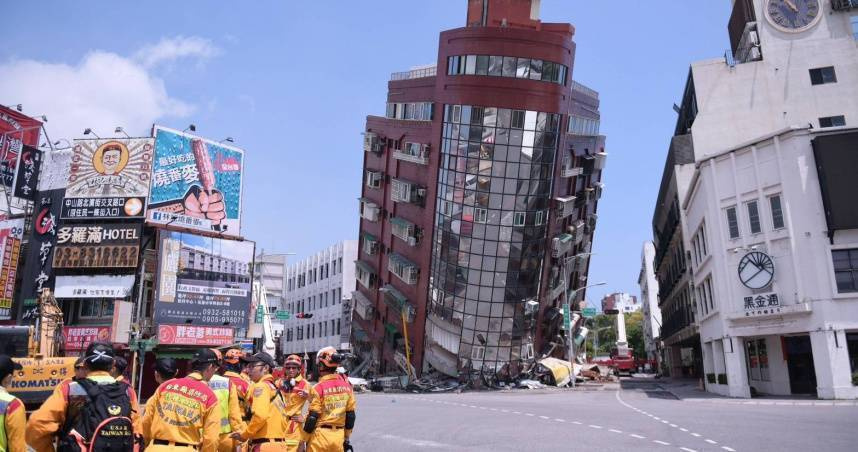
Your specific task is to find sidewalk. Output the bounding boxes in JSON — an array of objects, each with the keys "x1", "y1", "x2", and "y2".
[{"x1": 653, "y1": 377, "x2": 858, "y2": 406}]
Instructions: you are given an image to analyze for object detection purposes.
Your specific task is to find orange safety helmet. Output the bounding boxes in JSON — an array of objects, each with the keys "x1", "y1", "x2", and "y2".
[
  {"x1": 224, "y1": 348, "x2": 243, "y2": 365},
  {"x1": 316, "y1": 346, "x2": 339, "y2": 369},
  {"x1": 284, "y1": 354, "x2": 302, "y2": 368}
]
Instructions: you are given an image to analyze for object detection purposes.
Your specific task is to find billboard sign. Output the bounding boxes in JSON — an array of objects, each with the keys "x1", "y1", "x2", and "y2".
[
  {"x1": 62, "y1": 138, "x2": 153, "y2": 219},
  {"x1": 0, "y1": 106, "x2": 41, "y2": 188},
  {"x1": 62, "y1": 326, "x2": 111, "y2": 351},
  {"x1": 12, "y1": 144, "x2": 41, "y2": 200},
  {"x1": 0, "y1": 219, "x2": 24, "y2": 320},
  {"x1": 157, "y1": 324, "x2": 234, "y2": 347},
  {"x1": 52, "y1": 223, "x2": 141, "y2": 269},
  {"x1": 18, "y1": 190, "x2": 65, "y2": 323},
  {"x1": 54, "y1": 275, "x2": 135, "y2": 299},
  {"x1": 155, "y1": 230, "x2": 254, "y2": 328},
  {"x1": 148, "y1": 126, "x2": 244, "y2": 237}
]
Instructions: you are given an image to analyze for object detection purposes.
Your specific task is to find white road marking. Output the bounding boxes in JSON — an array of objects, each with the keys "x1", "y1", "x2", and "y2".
[
  {"x1": 572, "y1": 421, "x2": 583, "y2": 425},
  {"x1": 722, "y1": 447, "x2": 736, "y2": 452},
  {"x1": 525, "y1": 413, "x2": 535, "y2": 417},
  {"x1": 661, "y1": 420, "x2": 669, "y2": 424},
  {"x1": 630, "y1": 434, "x2": 646, "y2": 439},
  {"x1": 609, "y1": 429, "x2": 623, "y2": 434},
  {"x1": 691, "y1": 433, "x2": 701, "y2": 437},
  {"x1": 539, "y1": 415, "x2": 550, "y2": 419},
  {"x1": 670, "y1": 424, "x2": 678, "y2": 428},
  {"x1": 555, "y1": 418, "x2": 565, "y2": 422},
  {"x1": 653, "y1": 440, "x2": 670, "y2": 445},
  {"x1": 680, "y1": 448, "x2": 697, "y2": 452},
  {"x1": 705, "y1": 439, "x2": 718, "y2": 444},
  {"x1": 680, "y1": 428, "x2": 688, "y2": 432},
  {"x1": 588, "y1": 424, "x2": 603, "y2": 429}
]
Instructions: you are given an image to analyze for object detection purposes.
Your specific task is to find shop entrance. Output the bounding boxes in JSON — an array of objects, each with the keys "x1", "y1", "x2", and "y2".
[{"x1": 784, "y1": 335, "x2": 817, "y2": 395}]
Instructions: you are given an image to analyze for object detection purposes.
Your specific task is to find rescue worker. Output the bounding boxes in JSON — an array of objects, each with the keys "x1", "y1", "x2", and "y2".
[
  {"x1": 137, "y1": 357, "x2": 178, "y2": 429},
  {"x1": 222, "y1": 348, "x2": 251, "y2": 412},
  {"x1": 0, "y1": 355, "x2": 25, "y2": 452},
  {"x1": 27, "y1": 342, "x2": 139, "y2": 452},
  {"x1": 280, "y1": 354, "x2": 315, "y2": 451},
  {"x1": 209, "y1": 349, "x2": 247, "y2": 452},
  {"x1": 234, "y1": 352, "x2": 290, "y2": 451},
  {"x1": 112, "y1": 356, "x2": 140, "y2": 407},
  {"x1": 140, "y1": 348, "x2": 222, "y2": 451},
  {"x1": 302, "y1": 347, "x2": 356, "y2": 452},
  {"x1": 73, "y1": 356, "x2": 87, "y2": 381}
]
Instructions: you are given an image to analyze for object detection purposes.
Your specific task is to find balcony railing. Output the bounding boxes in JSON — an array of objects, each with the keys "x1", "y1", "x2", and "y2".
[
  {"x1": 561, "y1": 166, "x2": 583, "y2": 178},
  {"x1": 390, "y1": 217, "x2": 419, "y2": 246},
  {"x1": 390, "y1": 65, "x2": 437, "y2": 81},
  {"x1": 388, "y1": 253, "x2": 419, "y2": 285},
  {"x1": 393, "y1": 143, "x2": 430, "y2": 165}
]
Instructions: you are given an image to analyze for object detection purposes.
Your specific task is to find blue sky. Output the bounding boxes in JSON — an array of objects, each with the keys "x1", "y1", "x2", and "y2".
[{"x1": 2, "y1": 1, "x2": 730, "y2": 304}]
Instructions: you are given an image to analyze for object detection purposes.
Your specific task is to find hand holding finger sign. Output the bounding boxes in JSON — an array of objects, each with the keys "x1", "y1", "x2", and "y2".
[{"x1": 183, "y1": 185, "x2": 226, "y2": 225}]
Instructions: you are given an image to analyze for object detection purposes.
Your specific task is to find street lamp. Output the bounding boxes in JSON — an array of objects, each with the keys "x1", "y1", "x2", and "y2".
[
  {"x1": 83, "y1": 128, "x2": 101, "y2": 139},
  {"x1": 115, "y1": 127, "x2": 131, "y2": 138}
]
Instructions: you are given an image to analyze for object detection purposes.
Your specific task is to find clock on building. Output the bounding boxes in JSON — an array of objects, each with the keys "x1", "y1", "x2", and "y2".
[
  {"x1": 765, "y1": 0, "x2": 822, "y2": 33},
  {"x1": 738, "y1": 251, "x2": 775, "y2": 289}
]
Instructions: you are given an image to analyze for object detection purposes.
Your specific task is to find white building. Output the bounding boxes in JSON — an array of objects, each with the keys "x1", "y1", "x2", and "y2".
[
  {"x1": 639, "y1": 241, "x2": 662, "y2": 363},
  {"x1": 678, "y1": 0, "x2": 858, "y2": 399},
  {"x1": 280, "y1": 240, "x2": 357, "y2": 356},
  {"x1": 254, "y1": 253, "x2": 289, "y2": 337}
]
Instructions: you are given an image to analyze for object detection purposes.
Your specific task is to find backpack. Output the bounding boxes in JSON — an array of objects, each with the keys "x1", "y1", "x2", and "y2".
[{"x1": 58, "y1": 379, "x2": 137, "y2": 452}]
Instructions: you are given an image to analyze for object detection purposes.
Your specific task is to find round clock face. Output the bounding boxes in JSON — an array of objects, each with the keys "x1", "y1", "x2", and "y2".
[
  {"x1": 765, "y1": 0, "x2": 822, "y2": 33},
  {"x1": 738, "y1": 251, "x2": 775, "y2": 290}
]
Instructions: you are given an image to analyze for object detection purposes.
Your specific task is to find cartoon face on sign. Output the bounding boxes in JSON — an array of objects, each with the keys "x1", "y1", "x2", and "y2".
[{"x1": 94, "y1": 141, "x2": 129, "y2": 176}]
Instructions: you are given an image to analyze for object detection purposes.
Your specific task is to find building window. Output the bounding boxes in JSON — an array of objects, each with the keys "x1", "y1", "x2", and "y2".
[
  {"x1": 769, "y1": 195, "x2": 785, "y2": 230},
  {"x1": 513, "y1": 212, "x2": 526, "y2": 226},
  {"x1": 535, "y1": 210, "x2": 544, "y2": 226},
  {"x1": 833, "y1": 249, "x2": 858, "y2": 293},
  {"x1": 746, "y1": 339, "x2": 770, "y2": 381},
  {"x1": 475, "y1": 208, "x2": 488, "y2": 223},
  {"x1": 746, "y1": 200, "x2": 762, "y2": 234},
  {"x1": 726, "y1": 206, "x2": 740, "y2": 239},
  {"x1": 809, "y1": 66, "x2": 837, "y2": 85},
  {"x1": 847, "y1": 333, "x2": 858, "y2": 381},
  {"x1": 819, "y1": 115, "x2": 846, "y2": 128}
]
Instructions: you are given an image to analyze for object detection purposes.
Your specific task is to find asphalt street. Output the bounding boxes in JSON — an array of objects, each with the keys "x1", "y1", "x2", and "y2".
[{"x1": 347, "y1": 379, "x2": 858, "y2": 452}]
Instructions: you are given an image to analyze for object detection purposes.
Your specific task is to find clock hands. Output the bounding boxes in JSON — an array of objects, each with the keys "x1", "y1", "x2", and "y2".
[{"x1": 783, "y1": 0, "x2": 799, "y2": 13}]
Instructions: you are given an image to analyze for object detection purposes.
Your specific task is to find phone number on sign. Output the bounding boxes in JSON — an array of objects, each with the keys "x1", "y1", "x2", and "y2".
[{"x1": 200, "y1": 308, "x2": 246, "y2": 325}]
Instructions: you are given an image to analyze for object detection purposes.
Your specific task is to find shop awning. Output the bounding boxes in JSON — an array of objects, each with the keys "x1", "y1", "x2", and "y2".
[{"x1": 55, "y1": 275, "x2": 135, "y2": 299}]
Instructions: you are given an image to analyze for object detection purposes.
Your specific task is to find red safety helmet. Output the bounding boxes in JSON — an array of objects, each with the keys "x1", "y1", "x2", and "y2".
[{"x1": 284, "y1": 354, "x2": 302, "y2": 368}]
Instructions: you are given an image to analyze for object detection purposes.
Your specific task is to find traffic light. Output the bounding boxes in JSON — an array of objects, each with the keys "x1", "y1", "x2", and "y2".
[{"x1": 295, "y1": 312, "x2": 314, "y2": 319}]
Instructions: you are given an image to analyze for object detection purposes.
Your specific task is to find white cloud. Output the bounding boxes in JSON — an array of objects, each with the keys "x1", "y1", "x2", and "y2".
[
  {"x1": 0, "y1": 45, "x2": 202, "y2": 143},
  {"x1": 134, "y1": 36, "x2": 220, "y2": 68}
]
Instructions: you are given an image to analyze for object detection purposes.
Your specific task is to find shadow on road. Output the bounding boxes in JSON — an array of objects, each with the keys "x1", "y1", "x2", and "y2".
[{"x1": 619, "y1": 377, "x2": 680, "y2": 400}]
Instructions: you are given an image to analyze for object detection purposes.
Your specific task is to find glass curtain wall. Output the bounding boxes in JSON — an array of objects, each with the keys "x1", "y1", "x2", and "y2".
[{"x1": 428, "y1": 104, "x2": 560, "y2": 375}]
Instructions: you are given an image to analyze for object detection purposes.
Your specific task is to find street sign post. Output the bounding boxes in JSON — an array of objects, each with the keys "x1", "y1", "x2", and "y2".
[
  {"x1": 582, "y1": 307, "x2": 597, "y2": 318},
  {"x1": 255, "y1": 306, "x2": 264, "y2": 323},
  {"x1": 275, "y1": 310, "x2": 291, "y2": 320}
]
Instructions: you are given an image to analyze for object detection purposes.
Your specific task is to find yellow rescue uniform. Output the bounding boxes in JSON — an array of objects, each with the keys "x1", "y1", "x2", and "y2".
[
  {"x1": 140, "y1": 372, "x2": 221, "y2": 452},
  {"x1": 210, "y1": 374, "x2": 248, "y2": 452},
  {"x1": 241, "y1": 375, "x2": 290, "y2": 451},
  {"x1": 0, "y1": 386, "x2": 25, "y2": 452},
  {"x1": 26, "y1": 371, "x2": 139, "y2": 452},
  {"x1": 303, "y1": 374, "x2": 356, "y2": 452},
  {"x1": 278, "y1": 376, "x2": 316, "y2": 451}
]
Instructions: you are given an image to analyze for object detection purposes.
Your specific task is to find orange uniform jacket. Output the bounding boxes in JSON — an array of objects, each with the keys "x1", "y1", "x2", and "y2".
[
  {"x1": 140, "y1": 372, "x2": 221, "y2": 452},
  {"x1": 241, "y1": 375, "x2": 291, "y2": 441},
  {"x1": 26, "y1": 371, "x2": 139, "y2": 452},
  {"x1": 224, "y1": 370, "x2": 250, "y2": 415},
  {"x1": 304, "y1": 373, "x2": 356, "y2": 441}
]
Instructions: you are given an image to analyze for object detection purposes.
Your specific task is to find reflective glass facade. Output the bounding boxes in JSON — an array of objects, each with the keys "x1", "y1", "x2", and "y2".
[{"x1": 429, "y1": 104, "x2": 561, "y2": 373}]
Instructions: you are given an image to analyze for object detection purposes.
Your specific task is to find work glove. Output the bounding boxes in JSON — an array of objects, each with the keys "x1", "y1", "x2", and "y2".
[{"x1": 344, "y1": 439, "x2": 354, "y2": 452}]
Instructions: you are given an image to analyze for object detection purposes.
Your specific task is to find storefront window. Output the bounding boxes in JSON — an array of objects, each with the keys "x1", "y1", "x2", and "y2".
[{"x1": 746, "y1": 338, "x2": 769, "y2": 381}]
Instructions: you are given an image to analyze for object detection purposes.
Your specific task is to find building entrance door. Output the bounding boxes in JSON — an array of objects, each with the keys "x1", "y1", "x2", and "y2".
[{"x1": 784, "y1": 335, "x2": 817, "y2": 395}]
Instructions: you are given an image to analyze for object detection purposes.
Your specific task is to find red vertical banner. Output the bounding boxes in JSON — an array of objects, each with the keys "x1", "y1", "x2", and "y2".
[
  {"x1": 0, "y1": 106, "x2": 42, "y2": 189},
  {"x1": 0, "y1": 219, "x2": 24, "y2": 320}
]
